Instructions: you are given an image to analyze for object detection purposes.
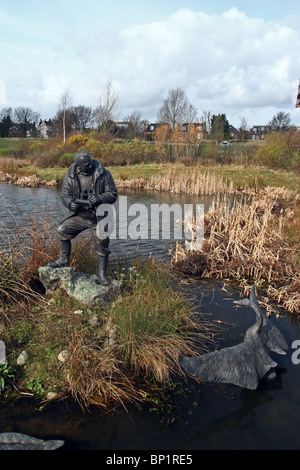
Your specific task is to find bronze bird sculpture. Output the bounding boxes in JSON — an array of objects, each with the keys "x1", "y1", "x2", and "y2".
[{"x1": 180, "y1": 286, "x2": 288, "y2": 390}]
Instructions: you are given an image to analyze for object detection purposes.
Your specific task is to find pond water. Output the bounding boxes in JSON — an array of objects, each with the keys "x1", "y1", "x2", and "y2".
[
  {"x1": 0, "y1": 183, "x2": 211, "y2": 260},
  {"x1": 0, "y1": 183, "x2": 300, "y2": 451}
]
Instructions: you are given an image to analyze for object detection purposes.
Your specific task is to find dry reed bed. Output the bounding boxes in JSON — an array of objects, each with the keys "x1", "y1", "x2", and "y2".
[
  {"x1": 0, "y1": 171, "x2": 57, "y2": 187},
  {"x1": 172, "y1": 187, "x2": 300, "y2": 314},
  {"x1": 116, "y1": 167, "x2": 235, "y2": 196}
]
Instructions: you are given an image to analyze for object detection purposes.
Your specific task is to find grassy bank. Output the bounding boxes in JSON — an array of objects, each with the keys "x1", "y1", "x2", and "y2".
[{"x1": 1, "y1": 159, "x2": 299, "y2": 194}]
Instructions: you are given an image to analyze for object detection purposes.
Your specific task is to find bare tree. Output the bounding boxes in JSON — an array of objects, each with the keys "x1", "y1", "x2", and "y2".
[
  {"x1": 123, "y1": 110, "x2": 145, "y2": 138},
  {"x1": 72, "y1": 105, "x2": 93, "y2": 133},
  {"x1": 94, "y1": 80, "x2": 119, "y2": 133},
  {"x1": 0, "y1": 107, "x2": 13, "y2": 120},
  {"x1": 239, "y1": 116, "x2": 248, "y2": 142},
  {"x1": 59, "y1": 89, "x2": 73, "y2": 142},
  {"x1": 268, "y1": 111, "x2": 292, "y2": 132},
  {"x1": 13, "y1": 106, "x2": 40, "y2": 137},
  {"x1": 52, "y1": 108, "x2": 74, "y2": 138},
  {"x1": 157, "y1": 87, "x2": 197, "y2": 130},
  {"x1": 200, "y1": 110, "x2": 212, "y2": 135}
]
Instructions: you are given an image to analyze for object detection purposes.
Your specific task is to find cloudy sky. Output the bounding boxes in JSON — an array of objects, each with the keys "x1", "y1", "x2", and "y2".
[{"x1": 1, "y1": 0, "x2": 300, "y2": 128}]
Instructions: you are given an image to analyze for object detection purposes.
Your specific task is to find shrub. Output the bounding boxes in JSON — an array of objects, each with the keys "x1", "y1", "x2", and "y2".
[
  {"x1": 34, "y1": 149, "x2": 62, "y2": 168},
  {"x1": 255, "y1": 132, "x2": 299, "y2": 170},
  {"x1": 29, "y1": 142, "x2": 45, "y2": 154},
  {"x1": 80, "y1": 139, "x2": 167, "y2": 166},
  {"x1": 59, "y1": 153, "x2": 75, "y2": 167},
  {"x1": 0, "y1": 148, "x2": 13, "y2": 156},
  {"x1": 68, "y1": 134, "x2": 89, "y2": 146}
]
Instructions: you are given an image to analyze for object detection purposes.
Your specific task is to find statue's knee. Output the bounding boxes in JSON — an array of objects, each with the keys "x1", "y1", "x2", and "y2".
[{"x1": 57, "y1": 225, "x2": 69, "y2": 239}]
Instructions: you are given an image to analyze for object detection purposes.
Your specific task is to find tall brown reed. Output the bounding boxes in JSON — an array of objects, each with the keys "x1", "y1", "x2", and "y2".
[
  {"x1": 115, "y1": 166, "x2": 235, "y2": 196},
  {"x1": 172, "y1": 187, "x2": 300, "y2": 313}
]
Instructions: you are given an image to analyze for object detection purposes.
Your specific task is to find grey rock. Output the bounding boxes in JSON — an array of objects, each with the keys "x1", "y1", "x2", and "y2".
[
  {"x1": 46, "y1": 392, "x2": 59, "y2": 400},
  {"x1": 0, "y1": 432, "x2": 64, "y2": 450},
  {"x1": 38, "y1": 266, "x2": 121, "y2": 306},
  {"x1": 88, "y1": 314, "x2": 101, "y2": 327},
  {"x1": 58, "y1": 350, "x2": 69, "y2": 363},
  {"x1": 16, "y1": 350, "x2": 28, "y2": 366}
]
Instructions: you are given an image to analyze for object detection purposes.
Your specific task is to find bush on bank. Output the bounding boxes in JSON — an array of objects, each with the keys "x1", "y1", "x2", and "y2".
[{"x1": 255, "y1": 131, "x2": 300, "y2": 171}]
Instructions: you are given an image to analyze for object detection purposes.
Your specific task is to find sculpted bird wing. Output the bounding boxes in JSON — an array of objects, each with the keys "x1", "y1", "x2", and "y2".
[{"x1": 180, "y1": 338, "x2": 277, "y2": 390}]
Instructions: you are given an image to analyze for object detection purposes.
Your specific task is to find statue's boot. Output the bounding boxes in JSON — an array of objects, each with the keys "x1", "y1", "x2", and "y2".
[
  {"x1": 97, "y1": 254, "x2": 110, "y2": 286},
  {"x1": 48, "y1": 240, "x2": 71, "y2": 268}
]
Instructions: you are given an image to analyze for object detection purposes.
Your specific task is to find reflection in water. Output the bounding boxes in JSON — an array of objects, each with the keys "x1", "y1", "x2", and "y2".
[{"x1": 0, "y1": 183, "x2": 300, "y2": 450}]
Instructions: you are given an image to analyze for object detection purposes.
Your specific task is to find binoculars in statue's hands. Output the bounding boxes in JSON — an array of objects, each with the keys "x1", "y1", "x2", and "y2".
[{"x1": 74, "y1": 190, "x2": 99, "y2": 209}]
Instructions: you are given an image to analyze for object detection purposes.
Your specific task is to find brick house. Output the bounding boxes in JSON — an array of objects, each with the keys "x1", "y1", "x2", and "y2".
[{"x1": 144, "y1": 122, "x2": 206, "y2": 141}]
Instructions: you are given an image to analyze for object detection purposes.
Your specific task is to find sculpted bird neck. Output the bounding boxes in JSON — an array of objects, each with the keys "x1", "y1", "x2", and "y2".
[{"x1": 244, "y1": 304, "x2": 263, "y2": 339}]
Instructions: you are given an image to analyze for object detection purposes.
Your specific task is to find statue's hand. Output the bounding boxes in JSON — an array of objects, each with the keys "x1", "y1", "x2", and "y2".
[
  {"x1": 70, "y1": 202, "x2": 80, "y2": 211},
  {"x1": 88, "y1": 194, "x2": 101, "y2": 206}
]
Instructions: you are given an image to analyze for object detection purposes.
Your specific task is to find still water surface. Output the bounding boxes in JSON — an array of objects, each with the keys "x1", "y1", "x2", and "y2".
[{"x1": 0, "y1": 183, "x2": 300, "y2": 450}]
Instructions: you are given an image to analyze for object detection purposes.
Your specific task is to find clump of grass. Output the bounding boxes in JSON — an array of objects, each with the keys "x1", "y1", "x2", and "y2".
[
  {"x1": 0, "y1": 157, "x2": 35, "y2": 178},
  {"x1": 107, "y1": 260, "x2": 210, "y2": 383},
  {"x1": 66, "y1": 331, "x2": 140, "y2": 409},
  {"x1": 0, "y1": 252, "x2": 33, "y2": 305},
  {"x1": 172, "y1": 187, "x2": 300, "y2": 313},
  {"x1": 0, "y1": 223, "x2": 46, "y2": 307}
]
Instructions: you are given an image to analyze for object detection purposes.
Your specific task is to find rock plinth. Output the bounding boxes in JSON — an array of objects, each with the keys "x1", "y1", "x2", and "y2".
[{"x1": 38, "y1": 266, "x2": 121, "y2": 306}]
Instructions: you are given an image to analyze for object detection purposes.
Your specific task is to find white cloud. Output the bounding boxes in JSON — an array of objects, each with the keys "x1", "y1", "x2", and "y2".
[
  {"x1": 2, "y1": 6, "x2": 300, "y2": 126},
  {"x1": 101, "y1": 7, "x2": 300, "y2": 124}
]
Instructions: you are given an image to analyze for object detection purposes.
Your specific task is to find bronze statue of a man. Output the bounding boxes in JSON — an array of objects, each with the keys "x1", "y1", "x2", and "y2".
[{"x1": 48, "y1": 151, "x2": 118, "y2": 286}]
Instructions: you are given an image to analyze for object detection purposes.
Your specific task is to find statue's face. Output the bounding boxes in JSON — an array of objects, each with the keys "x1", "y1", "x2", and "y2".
[{"x1": 77, "y1": 156, "x2": 94, "y2": 175}]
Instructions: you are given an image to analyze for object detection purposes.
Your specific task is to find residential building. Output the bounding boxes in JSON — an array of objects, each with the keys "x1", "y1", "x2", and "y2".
[
  {"x1": 144, "y1": 123, "x2": 170, "y2": 140},
  {"x1": 144, "y1": 122, "x2": 206, "y2": 141},
  {"x1": 180, "y1": 122, "x2": 206, "y2": 140},
  {"x1": 37, "y1": 120, "x2": 53, "y2": 139},
  {"x1": 228, "y1": 125, "x2": 239, "y2": 139},
  {"x1": 250, "y1": 125, "x2": 271, "y2": 140}
]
